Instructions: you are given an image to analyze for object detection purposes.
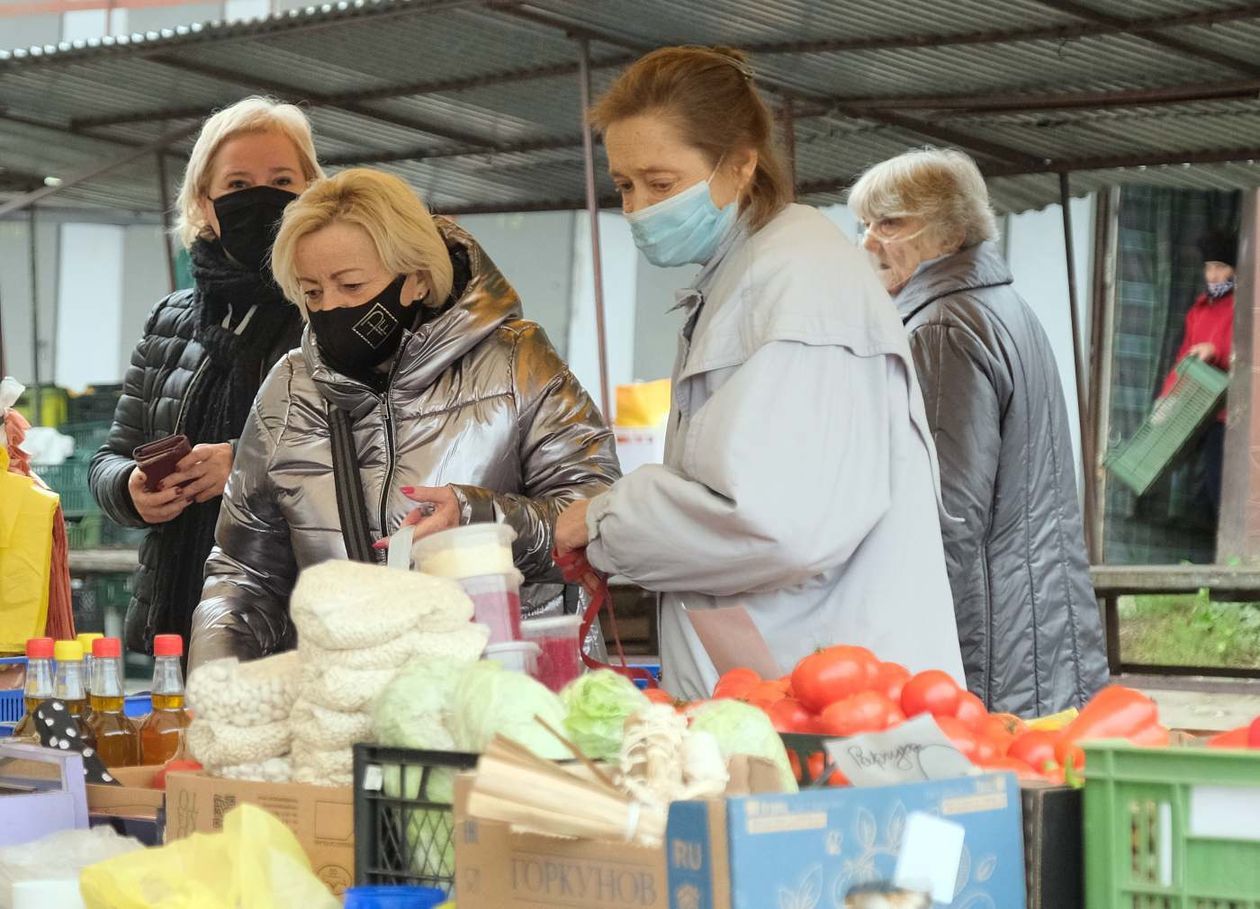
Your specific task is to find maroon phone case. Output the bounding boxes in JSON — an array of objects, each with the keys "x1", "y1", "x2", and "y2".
[{"x1": 133, "y1": 434, "x2": 192, "y2": 493}]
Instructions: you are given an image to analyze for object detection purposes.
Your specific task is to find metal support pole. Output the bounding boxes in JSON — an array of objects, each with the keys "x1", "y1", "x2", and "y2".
[
  {"x1": 1059, "y1": 172, "x2": 1099, "y2": 560},
  {"x1": 577, "y1": 36, "x2": 611, "y2": 420},
  {"x1": 28, "y1": 209, "x2": 41, "y2": 419},
  {"x1": 156, "y1": 152, "x2": 177, "y2": 294},
  {"x1": 779, "y1": 98, "x2": 798, "y2": 192}
]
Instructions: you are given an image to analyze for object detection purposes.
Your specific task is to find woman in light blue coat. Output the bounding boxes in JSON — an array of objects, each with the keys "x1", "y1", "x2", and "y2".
[{"x1": 554, "y1": 46, "x2": 964, "y2": 699}]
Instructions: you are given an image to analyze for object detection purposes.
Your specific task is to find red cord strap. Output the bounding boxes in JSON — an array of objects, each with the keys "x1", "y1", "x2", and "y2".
[{"x1": 552, "y1": 547, "x2": 656, "y2": 688}]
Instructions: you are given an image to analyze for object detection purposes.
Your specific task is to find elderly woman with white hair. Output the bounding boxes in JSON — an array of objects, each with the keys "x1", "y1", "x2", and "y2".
[
  {"x1": 187, "y1": 167, "x2": 619, "y2": 668},
  {"x1": 91, "y1": 97, "x2": 322, "y2": 655},
  {"x1": 850, "y1": 148, "x2": 1108, "y2": 717}
]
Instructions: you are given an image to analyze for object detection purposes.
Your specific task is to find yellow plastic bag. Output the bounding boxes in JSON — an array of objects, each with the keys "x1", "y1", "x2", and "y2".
[
  {"x1": 0, "y1": 446, "x2": 57, "y2": 652},
  {"x1": 80, "y1": 803, "x2": 341, "y2": 909},
  {"x1": 1027, "y1": 707, "x2": 1079, "y2": 732}
]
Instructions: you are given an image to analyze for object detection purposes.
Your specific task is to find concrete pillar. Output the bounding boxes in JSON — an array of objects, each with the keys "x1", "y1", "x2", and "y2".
[{"x1": 1217, "y1": 189, "x2": 1260, "y2": 562}]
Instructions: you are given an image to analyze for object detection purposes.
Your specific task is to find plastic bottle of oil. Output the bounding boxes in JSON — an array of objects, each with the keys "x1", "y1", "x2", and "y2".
[
  {"x1": 86, "y1": 637, "x2": 138, "y2": 769},
  {"x1": 76, "y1": 632, "x2": 103, "y2": 728},
  {"x1": 139, "y1": 634, "x2": 190, "y2": 765},
  {"x1": 12, "y1": 637, "x2": 55, "y2": 743},
  {"x1": 52, "y1": 640, "x2": 96, "y2": 749}
]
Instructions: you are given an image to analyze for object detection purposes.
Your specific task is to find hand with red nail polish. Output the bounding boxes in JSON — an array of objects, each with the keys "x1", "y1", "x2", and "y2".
[{"x1": 397, "y1": 485, "x2": 459, "y2": 541}]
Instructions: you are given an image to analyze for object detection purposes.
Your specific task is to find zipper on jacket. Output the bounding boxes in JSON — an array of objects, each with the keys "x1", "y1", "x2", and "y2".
[
  {"x1": 174, "y1": 358, "x2": 211, "y2": 434},
  {"x1": 378, "y1": 395, "x2": 396, "y2": 537}
]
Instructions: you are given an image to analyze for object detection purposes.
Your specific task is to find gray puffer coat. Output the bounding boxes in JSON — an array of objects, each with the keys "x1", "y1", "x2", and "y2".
[
  {"x1": 188, "y1": 220, "x2": 619, "y2": 669},
  {"x1": 896, "y1": 240, "x2": 1108, "y2": 716}
]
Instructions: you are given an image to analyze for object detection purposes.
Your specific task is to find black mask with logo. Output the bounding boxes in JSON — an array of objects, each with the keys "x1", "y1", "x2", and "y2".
[
  {"x1": 309, "y1": 274, "x2": 417, "y2": 378},
  {"x1": 212, "y1": 185, "x2": 298, "y2": 272}
]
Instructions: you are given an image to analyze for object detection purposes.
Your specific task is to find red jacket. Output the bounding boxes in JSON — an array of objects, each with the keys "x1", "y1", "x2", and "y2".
[{"x1": 1160, "y1": 290, "x2": 1234, "y2": 420}]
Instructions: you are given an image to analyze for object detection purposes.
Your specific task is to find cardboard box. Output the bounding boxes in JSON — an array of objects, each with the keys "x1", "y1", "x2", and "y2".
[
  {"x1": 165, "y1": 772, "x2": 355, "y2": 895},
  {"x1": 666, "y1": 773, "x2": 1027, "y2": 909},
  {"x1": 454, "y1": 770, "x2": 667, "y2": 909},
  {"x1": 1021, "y1": 783, "x2": 1082, "y2": 909},
  {"x1": 87, "y1": 765, "x2": 165, "y2": 846}
]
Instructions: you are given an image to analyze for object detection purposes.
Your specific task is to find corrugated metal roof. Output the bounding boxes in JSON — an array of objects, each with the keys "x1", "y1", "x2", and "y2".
[{"x1": 5, "y1": 0, "x2": 1260, "y2": 217}]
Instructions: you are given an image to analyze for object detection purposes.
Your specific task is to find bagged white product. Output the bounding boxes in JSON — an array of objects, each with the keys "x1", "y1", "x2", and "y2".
[
  {"x1": 291, "y1": 741, "x2": 353, "y2": 787},
  {"x1": 289, "y1": 699, "x2": 374, "y2": 749},
  {"x1": 0, "y1": 826, "x2": 142, "y2": 909},
  {"x1": 186, "y1": 652, "x2": 301, "y2": 727},
  {"x1": 186, "y1": 717, "x2": 291, "y2": 769},
  {"x1": 213, "y1": 757, "x2": 293, "y2": 784},
  {"x1": 289, "y1": 561, "x2": 473, "y2": 651},
  {"x1": 297, "y1": 663, "x2": 397, "y2": 713},
  {"x1": 301, "y1": 624, "x2": 490, "y2": 672}
]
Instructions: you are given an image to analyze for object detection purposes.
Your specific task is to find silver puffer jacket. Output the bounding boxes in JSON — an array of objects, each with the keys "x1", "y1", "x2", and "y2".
[{"x1": 188, "y1": 220, "x2": 620, "y2": 669}]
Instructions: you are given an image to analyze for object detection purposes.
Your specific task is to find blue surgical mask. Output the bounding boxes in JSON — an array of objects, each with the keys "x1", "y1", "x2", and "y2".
[{"x1": 626, "y1": 171, "x2": 737, "y2": 268}]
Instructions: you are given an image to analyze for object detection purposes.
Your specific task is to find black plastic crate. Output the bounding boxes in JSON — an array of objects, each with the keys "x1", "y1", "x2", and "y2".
[
  {"x1": 67, "y1": 386, "x2": 124, "y2": 424},
  {"x1": 352, "y1": 744, "x2": 479, "y2": 892}
]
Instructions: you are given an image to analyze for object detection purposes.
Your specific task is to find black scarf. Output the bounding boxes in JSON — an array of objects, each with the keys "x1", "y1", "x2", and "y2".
[{"x1": 142, "y1": 239, "x2": 300, "y2": 649}]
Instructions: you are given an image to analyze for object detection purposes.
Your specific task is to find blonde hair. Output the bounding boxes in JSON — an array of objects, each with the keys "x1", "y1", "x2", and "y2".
[
  {"x1": 270, "y1": 168, "x2": 455, "y2": 314},
  {"x1": 174, "y1": 96, "x2": 324, "y2": 248},
  {"x1": 848, "y1": 148, "x2": 999, "y2": 249}
]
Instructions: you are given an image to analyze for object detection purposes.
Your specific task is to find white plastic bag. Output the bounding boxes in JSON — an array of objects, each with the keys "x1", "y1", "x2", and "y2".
[{"x1": 0, "y1": 826, "x2": 142, "y2": 909}]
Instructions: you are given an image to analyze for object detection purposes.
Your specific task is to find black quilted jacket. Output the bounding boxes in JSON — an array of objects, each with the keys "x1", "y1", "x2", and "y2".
[{"x1": 88, "y1": 289, "x2": 303, "y2": 653}]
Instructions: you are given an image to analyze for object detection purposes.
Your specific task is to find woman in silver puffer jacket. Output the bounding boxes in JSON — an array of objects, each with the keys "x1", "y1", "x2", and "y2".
[{"x1": 188, "y1": 168, "x2": 619, "y2": 670}]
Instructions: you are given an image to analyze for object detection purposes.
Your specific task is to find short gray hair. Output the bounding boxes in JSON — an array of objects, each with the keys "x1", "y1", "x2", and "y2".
[{"x1": 848, "y1": 148, "x2": 999, "y2": 249}]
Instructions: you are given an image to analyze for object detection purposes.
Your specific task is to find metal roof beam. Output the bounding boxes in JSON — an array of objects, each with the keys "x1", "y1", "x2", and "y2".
[
  {"x1": 142, "y1": 52, "x2": 514, "y2": 149},
  {"x1": 323, "y1": 133, "x2": 584, "y2": 165},
  {"x1": 802, "y1": 79, "x2": 1260, "y2": 115},
  {"x1": 491, "y1": 4, "x2": 1044, "y2": 169},
  {"x1": 739, "y1": 3, "x2": 1260, "y2": 54},
  {"x1": 1034, "y1": 0, "x2": 1260, "y2": 78}
]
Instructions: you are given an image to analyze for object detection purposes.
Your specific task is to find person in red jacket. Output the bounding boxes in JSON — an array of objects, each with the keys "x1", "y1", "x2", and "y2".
[{"x1": 1157, "y1": 229, "x2": 1236, "y2": 515}]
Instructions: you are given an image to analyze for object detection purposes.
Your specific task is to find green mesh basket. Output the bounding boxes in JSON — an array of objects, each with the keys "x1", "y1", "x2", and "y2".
[
  {"x1": 1105, "y1": 357, "x2": 1228, "y2": 496},
  {"x1": 37, "y1": 458, "x2": 97, "y2": 516},
  {"x1": 1084, "y1": 742, "x2": 1260, "y2": 908}
]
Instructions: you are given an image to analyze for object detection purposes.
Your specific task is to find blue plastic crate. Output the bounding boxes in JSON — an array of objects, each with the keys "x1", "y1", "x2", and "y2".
[
  {"x1": 0, "y1": 656, "x2": 27, "y2": 737},
  {"x1": 124, "y1": 693, "x2": 151, "y2": 718},
  {"x1": 631, "y1": 662, "x2": 661, "y2": 689}
]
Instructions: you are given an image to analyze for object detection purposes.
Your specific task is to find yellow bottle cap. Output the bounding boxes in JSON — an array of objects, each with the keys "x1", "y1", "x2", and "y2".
[
  {"x1": 76, "y1": 633, "x2": 103, "y2": 652},
  {"x1": 54, "y1": 640, "x2": 83, "y2": 662}
]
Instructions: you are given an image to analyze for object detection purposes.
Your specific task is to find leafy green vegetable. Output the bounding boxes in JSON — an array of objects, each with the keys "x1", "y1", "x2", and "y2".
[
  {"x1": 687, "y1": 699, "x2": 799, "y2": 792},
  {"x1": 561, "y1": 670, "x2": 651, "y2": 760},
  {"x1": 451, "y1": 660, "x2": 569, "y2": 759}
]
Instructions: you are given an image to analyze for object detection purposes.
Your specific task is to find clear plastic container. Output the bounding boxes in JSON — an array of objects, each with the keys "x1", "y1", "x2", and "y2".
[
  {"x1": 484, "y1": 641, "x2": 540, "y2": 675},
  {"x1": 412, "y1": 523, "x2": 517, "y2": 580},
  {"x1": 459, "y1": 572, "x2": 523, "y2": 644},
  {"x1": 521, "y1": 614, "x2": 584, "y2": 692}
]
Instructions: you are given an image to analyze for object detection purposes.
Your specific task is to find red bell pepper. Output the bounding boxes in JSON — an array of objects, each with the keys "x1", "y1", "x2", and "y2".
[{"x1": 1055, "y1": 686, "x2": 1169, "y2": 773}]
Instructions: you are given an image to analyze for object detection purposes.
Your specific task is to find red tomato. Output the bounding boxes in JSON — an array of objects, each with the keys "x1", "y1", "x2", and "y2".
[
  {"x1": 933, "y1": 716, "x2": 980, "y2": 759},
  {"x1": 713, "y1": 668, "x2": 760, "y2": 700},
  {"x1": 788, "y1": 749, "x2": 803, "y2": 783},
  {"x1": 791, "y1": 646, "x2": 880, "y2": 713},
  {"x1": 806, "y1": 752, "x2": 849, "y2": 787},
  {"x1": 745, "y1": 680, "x2": 790, "y2": 710},
  {"x1": 818, "y1": 691, "x2": 903, "y2": 738},
  {"x1": 955, "y1": 691, "x2": 988, "y2": 731},
  {"x1": 990, "y1": 713, "x2": 1029, "y2": 736},
  {"x1": 901, "y1": 670, "x2": 963, "y2": 719},
  {"x1": 979, "y1": 718, "x2": 1015, "y2": 757},
  {"x1": 766, "y1": 697, "x2": 815, "y2": 734},
  {"x1": 974, "y1": 756, "x2": 1046, "y2": 782},
  {"x1": 1008, "y1": 730, "x2": 1059, "y2": 773},
  {"x1": 871, "y1": 662, "x2": 911, "y2": 704}
]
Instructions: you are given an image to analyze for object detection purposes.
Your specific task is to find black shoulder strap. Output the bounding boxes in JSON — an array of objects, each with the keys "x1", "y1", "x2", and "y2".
[{"x1": 327, "y1": 404, "x2": 376, "y2": 563}]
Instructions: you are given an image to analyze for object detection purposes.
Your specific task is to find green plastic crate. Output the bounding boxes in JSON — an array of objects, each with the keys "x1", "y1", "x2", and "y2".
[
  {"x1": 36, "y1": 458, "x2": 96, "y2": 516},
  {"x1": 66, "y1": 513, "x2": 103, "y2": 549},
  {"x1": 1105, "y1": 357, "x2": 1229, "y2": 496},
  {"x1": 1084, "y1": 742, "x2": 1260, "y2": 908},
  {"x1": 59, "y1": 420, "x2": 112, "y2": 458}
]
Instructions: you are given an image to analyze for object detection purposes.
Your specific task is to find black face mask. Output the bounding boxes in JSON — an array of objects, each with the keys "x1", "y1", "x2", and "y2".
[
  {"x1": 212, "y1": 185, "x2": 298, "y2": 271},
  {"x1": 309, "y1": 274, "x2": 414, "y2": 376}
]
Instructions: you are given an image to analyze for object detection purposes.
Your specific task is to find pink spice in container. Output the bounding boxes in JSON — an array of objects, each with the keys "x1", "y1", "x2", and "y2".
[
  {"x1": 521, "y1": 614, "x2": 584, "y2": 692},
  {"x1": 413, "y1": 524, "x2": 522, "y2": 645}
]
